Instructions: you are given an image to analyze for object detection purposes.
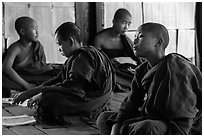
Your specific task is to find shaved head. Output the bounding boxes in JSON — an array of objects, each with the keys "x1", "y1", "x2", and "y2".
[
  {"x1": 55, "y1": 22, "x2": 81, "y2": 43},
  {"x1": 113, "y1": 8, "x2": 131, "y2": 21},
  {"x1": 15, "y1": 16, "x2": 36, "y2": 35},
  {"x1": 138, "y1": 22, "x2": 169, "y2": 49}
]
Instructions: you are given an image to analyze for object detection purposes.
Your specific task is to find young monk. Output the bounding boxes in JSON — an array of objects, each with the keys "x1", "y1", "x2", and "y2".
[
  {"x1": 96, "y1": 22, "x2": 202, "y2": 135},
  {"x1": 2, "y1": 16, "x2": 54, "y2": 97},
  {"x1": 94, "y1": 8, "x2": 142, "y2": 92},
  {"x1": 13, "y1": 22, "x2": 115, "y2": 124}
]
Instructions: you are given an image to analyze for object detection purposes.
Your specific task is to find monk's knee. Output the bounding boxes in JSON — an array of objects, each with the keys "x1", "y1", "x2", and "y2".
[
  {"x1": 97, "y1": 112, "x2": 108, "y2": 128},
  {"x1": 127, "y1": 120, "x2": 167, "y2": 135},
  {"x1": 97, "y1": 111, "x2": 115, "y2": 135}
]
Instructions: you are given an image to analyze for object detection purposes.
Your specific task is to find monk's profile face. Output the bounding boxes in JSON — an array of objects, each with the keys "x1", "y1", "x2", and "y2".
[
  {"x1": 55, "y1": 33, "x2": 75, "y2": 58},
  {"x1": 22, "y1": 20, "x2": 38, "y2": 42},
  {"x1": 133, "y1": 26, "x2": 157, "y2": 57},
  {"x1": 113, "y1": 15, "x2": 132, "y2": 34}
]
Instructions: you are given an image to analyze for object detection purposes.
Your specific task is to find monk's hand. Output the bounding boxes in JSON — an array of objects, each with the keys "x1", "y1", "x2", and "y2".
[
  {"x1": 27, "y1": 93, "x2": 42, "y2": 109},
  {"x1": 12, "y1": 92, "x2": 29, "y2": 105}
]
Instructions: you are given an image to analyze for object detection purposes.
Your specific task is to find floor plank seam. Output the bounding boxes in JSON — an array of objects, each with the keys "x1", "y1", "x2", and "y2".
[{"x1": 34, "y1": 125, "x2": 49, "y2": 135}]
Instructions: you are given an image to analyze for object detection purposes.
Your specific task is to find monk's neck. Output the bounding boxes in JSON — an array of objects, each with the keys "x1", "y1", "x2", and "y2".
[
  {"x1": 110, "y1": 27, "x2": 122, "y2": 37},
  {"x1": 147, "y1": 53, "x2": 165, "y2": 67},
  {"x1": 19, "y1": 38, "x2": 33, "y2": 47}
]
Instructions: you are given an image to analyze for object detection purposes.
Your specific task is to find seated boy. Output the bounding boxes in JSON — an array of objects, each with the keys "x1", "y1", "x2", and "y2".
[
  {"x1": 2, "y1": 16, "x2": 57, "y2": 97},
  {"x1": 96, "y1": 22, "x2": 202, "y2": 135},
  {"x1": 13, "y1": 22, "x2": 115, "y2": 124},
  {"x1": 93, "y1": 8, "x2": 142, "y2": 92}
]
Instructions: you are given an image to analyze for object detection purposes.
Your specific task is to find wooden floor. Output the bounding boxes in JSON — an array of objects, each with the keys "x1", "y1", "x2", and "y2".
[{"x1": 2, "y1": 92, "x2": 129, "y2": 135}]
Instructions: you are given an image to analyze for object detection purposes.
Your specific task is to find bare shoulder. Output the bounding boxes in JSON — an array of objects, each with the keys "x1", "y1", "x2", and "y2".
[
  {"x1": 6, "y1": 41, "x2": 22, "y2": 55},
  {"x1": 3, "y1": 41, "x2": 22, "y2": 65},
  {"x1": 96, "y1": 28, "x2": 111, "y2": 39},
  {"x1": 94, "y1": 29, "x2": 111, "y2": 48}
]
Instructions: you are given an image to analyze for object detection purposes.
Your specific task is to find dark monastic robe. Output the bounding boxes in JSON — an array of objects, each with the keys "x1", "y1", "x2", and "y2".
[
  {"x1": 37, "y1": 46, "x2": 116, "y2": 123},
  {"x1": 14, "y1": 40, "x2": 53, "y2": 75},
  {"x1": 110, "y1": 53, "x2": 201, "y2": 134}
]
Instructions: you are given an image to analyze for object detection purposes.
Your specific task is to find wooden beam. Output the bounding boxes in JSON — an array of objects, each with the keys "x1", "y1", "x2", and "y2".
[{"x1": 75, "y1": 2, "x2": 89, "y2": 45}]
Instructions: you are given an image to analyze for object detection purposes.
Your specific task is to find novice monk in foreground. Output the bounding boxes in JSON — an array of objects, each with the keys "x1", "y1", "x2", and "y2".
[{"x1": 97, "y1": 22, "x2": 202, "y2": 135}]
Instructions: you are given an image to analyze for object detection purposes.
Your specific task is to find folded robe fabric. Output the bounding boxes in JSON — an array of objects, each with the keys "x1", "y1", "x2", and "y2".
[
  {"x1": 99, "y1": 32, "x2": 142, "y2": 92},
  {"x1": 14, "y1": 40, "x2": 53, "y2": 75},
  {"x1": 112, "y1": 53, "x2": 202, "y2": 134},
  {"x1": 37, "y1": 46, "x2": 116, "y2": 122},
  {"x1": 120, "y1": 34, "x2": 142, "y2": 64}
]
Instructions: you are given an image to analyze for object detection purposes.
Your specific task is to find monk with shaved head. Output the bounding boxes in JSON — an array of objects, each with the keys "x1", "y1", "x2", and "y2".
[
  {"x1": 133, "y1": 22, "x2": 169, "y2": 66},
  {"x1": 97, "y1": 22, "x2": 202, "y2": 135},
  {"x1": 2, "y1": 16, "x2": 53, "y2": 97},
  {"x1": 94, "y1": 8, "x2": 142, "y2": 93},
  {"x1": 94, "y1": 8, "x2": 134, "y2": 57}
]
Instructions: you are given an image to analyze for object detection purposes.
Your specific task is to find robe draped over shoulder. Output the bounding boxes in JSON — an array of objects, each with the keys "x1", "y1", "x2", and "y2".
[
  {"x1": 112, "y1": 53, "x2": 201, "y2": 134},
  {"x1": 14, "y1": 41, "x2": 53, "y2": 75},
  {"x1": 2, "y1": 41, "x2": 58, "y2": 93},
  {"x1": 101, "y1": 32, "x2": 142, "y2": 92},
  {"x1": 38, "y1": 46, "x2": 116, "y2": 119}
]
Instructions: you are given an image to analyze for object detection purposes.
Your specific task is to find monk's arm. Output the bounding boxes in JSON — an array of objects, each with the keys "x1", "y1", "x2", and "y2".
[
  {"x1": 3, "y1": 46, "x2": 35, "y2": 90},
  {"x1": 93, "y1": 35, "x2": 103, "y2": 50}
]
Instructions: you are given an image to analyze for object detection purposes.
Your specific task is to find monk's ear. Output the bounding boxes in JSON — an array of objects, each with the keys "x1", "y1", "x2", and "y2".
[
  {"x1": 19, "y1": 28, "x2": 25, "y2": 35},
  {"x1": 156, "y1": 38, "x2": 164, "y2": 47},
  {"x1": 68, "y1": 37, "x2": 74, "y2": 47}
]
